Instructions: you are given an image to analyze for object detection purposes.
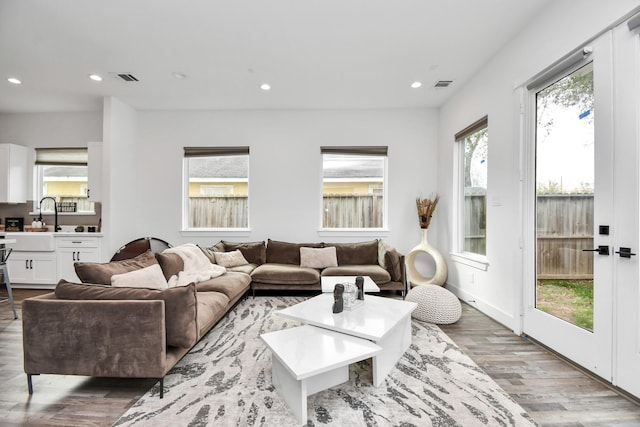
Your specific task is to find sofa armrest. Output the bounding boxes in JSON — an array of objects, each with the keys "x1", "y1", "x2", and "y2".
[{"x1": 22, "y1": 294, "x2": 167, "y2": 379}]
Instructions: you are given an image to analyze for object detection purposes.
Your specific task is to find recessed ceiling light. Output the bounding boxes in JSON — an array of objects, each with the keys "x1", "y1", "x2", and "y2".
[
  {"x1": 172, "y1": 72, "x2": 187, "y2": 80},
  {"x1": 7, "y1": 77, "x2": 21, "y2": 85},
  {"x1": 411, "y1": 81, "x2": 422, "y2": 89},
  {"x1": 260, "y1": 83, "x2": 271, "y2": 91},
  {"x1": 89, "y1": 74, "x2": 103, "y2": 82}
]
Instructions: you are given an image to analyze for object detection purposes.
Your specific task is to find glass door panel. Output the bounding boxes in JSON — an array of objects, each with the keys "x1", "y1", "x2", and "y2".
[{"x1": 535, "y1": 63, "x2": 594, "y2": 332}]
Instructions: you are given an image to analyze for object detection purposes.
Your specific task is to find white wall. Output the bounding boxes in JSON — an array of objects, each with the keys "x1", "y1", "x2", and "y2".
[
  {"x1": 437, "y1": 0, "x2": 640, "y2": 330},
  {"x1": 0, "y1": 107, "x2": 438, "y2": 259},
  {"x1": 102, "y1": 97, "x2": 139, "y2": 256},
  {"x1": 134, "y1": 109, "x2": 439, "y2": 256},
  {"x1": 0, "y1": 112, "x2": 102, "y2": 205}
]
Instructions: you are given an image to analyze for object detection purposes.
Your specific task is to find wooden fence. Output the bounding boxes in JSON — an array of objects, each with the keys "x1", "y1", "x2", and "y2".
[
  {"x1": 189, "y1": 194, "x2": 384, "y2": 228},
  {"x1": 189, "y1": 196, "x2": 248, "y2": 228},
  {"x1": 464, "y1": 193, "x2": 593, "y2": 279},
  {"x1": 323, "y1": 194, "x2": 383, "y2": 228},
  {"x1": 536, "y1": 194, "x2": 593, "y2": 280},
  {"x1": 464, "y1": 194, "x2": 487, "y2": 255}
]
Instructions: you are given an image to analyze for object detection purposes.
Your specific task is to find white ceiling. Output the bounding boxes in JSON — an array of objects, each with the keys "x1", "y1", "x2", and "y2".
[{"x1": 0, "y1": 0, "x2": 551, "y2": 113}]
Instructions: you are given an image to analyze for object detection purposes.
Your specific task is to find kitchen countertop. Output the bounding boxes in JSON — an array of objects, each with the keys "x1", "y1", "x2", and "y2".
[{"x1": 5, "y1": 231, "x2": 104, "y2": 237}]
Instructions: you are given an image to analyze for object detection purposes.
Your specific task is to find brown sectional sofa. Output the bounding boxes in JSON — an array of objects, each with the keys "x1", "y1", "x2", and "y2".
[
  {"x1": 21, "y1": 238, "x2": 406, "y2": 398},
  {"x1": 22, "y1": 250, "x2": 251, "y2": 398},
  {"x1": 202, "y1": 239, "x2": 406, "y2": 295}
]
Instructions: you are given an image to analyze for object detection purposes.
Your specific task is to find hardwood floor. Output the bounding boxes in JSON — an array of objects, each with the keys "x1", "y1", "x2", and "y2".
[{"x1": 1, "y1": 288, "x2": 639, "y2": 426}]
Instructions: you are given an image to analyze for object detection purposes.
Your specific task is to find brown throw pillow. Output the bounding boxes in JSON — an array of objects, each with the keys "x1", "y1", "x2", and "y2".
[
  {"x1": 266, "y1": 239, "x2": 323, "y2": 265},
  {"x1": 74, "y1": 250, "x2": 157, "y2": 285},
  {"x1": 220, "y1": 240, "x2": 266, "y2": 265},
  {"x1": 325, "y1": 240, "x2": 379, "y2": 266},
  {"x1": 155, "y1": 252, "x2": 184, "y2": 280},
  {"x1": 385, "y1": 249, "x2": 403, "y2": 282},
  {"x1": 198, "y1": 242, "x2": 224, "y2": 263},
  {"x1": 55, "y1": 280, "x2": 198, "y2": 348}
]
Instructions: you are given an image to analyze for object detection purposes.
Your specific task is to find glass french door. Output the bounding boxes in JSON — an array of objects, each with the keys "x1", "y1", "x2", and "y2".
[
  {"x1": 524, "y1": 20, "x2": 640, "y2": 398},
  {"x1": 524, "y1": 32, "x2": 615, "y2": 381}
]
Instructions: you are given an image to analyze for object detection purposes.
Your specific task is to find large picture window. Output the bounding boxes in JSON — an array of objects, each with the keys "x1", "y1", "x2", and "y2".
[
  {"x1": 321, "y1": 146, "x2": 387, "y2": 229},
  {"x1": 455, "y1": 117, "x2": 488, "y2": 256},
  {"x1": 183, "y1": 147, "x2": 249, "y2": 229},
  {"x1": 35, "y1": 147, "x2": 94, "y2": 214}
]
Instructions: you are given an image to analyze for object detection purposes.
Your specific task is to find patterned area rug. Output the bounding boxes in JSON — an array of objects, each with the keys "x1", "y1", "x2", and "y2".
[{"x1": 114, "y1": 296, "x2": 538, "y2": 427}]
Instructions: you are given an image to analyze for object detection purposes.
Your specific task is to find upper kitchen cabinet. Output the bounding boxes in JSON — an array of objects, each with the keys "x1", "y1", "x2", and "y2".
[
  {"x1": 87, "y1": 141, "x2": 103, "y2": 202},
  {"x1": 0, "y1": 143, "x2": 28, "y2": 203}
]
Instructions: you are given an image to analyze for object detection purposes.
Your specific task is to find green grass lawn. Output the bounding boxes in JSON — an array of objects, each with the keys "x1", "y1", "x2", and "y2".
[{"x1": 536, "y1": 279, "x2": 594, "y2": 331}]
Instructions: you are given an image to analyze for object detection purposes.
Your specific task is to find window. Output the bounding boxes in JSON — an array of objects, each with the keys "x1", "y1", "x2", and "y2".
[
  {"x1": 35, "y1": 148, "x2": 94, "y2": 214},
  {"x1": 321, "y1": 146, "x2": 387, "y2": 229},
  {"x1": 455, "y1": 117, "x2": 488, "y2": 256},
  {"x1": 183, "y1": 147, "x2": 249, "y2": 229}
]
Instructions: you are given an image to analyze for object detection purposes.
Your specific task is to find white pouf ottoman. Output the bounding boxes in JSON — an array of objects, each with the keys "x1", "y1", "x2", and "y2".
[{"x1": 406, "y1": 284, "x2": 462, "y2": 324}]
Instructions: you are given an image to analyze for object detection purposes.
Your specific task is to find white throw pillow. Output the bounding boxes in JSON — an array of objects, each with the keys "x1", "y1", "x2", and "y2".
[
  {"x1": 300, "y1": 246, "x2": 338, "y2": 269},
  {"x1": 378, "y1": 239, "x2": 395, "y2": 269},
  {"x1": 214, "y1": 249, "x2": 249, "y2": 267},
  {"x1": 111, "y1": 263, "x2": 168, "y2": 290}
]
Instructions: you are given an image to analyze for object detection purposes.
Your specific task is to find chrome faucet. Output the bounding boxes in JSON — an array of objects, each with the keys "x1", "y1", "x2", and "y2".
[{"x1": 38, "y1": 197, "x2": 61, "y2": 232}]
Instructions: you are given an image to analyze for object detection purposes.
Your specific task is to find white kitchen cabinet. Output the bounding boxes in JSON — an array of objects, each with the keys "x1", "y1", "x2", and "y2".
[
  {"x1": 6, "y1": 252, "x2": 57, "y2": 285},
  {"x1": 87, "y1": 141, "x2": 103, "y2": 202},
  {"x1": 0, "y1": 143, "x2": 29, "y2": 203},
  {"x1": 56, "y1": 236, "x2": 102, "y2": 282}
]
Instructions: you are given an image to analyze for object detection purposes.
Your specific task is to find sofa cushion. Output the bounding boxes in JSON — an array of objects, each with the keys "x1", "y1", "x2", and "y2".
[
  {"x1": 266, "y1": 239, "x2": 323, "y2": 265},
  {"x1": 55, "y1": 280, "x2": 198, "y2": 348},
  {"x1": 198, "y1": 243, "x2": 224, "y2": 263},
  {"x1": 251, "y1": 263, "x2": 320, "y2": 285},
  {"x1": 214, "y1": 249, "x2": 249, "y2": 267},
  {"x1": 325, "y1": 240, "x2": 379, "y2": 266},
  {"x1": 111, "y1": 264, "x2": 169, "y2": 290},
  {"x1": 321, "y1": 264, "x2": 391, "y2": 285},
  {"x1": 75, "y1": 250, "x2": 157, "y2": 285},
  {"x1": 378, "y1": 239, "x2": 395, "y2": 269},
  {"x1": 300, "y1": 246, "x2": 338, "y2": 269},
  {"x1": 196, "y1": 291, "x2": 230, "y2": 338},
  {"x1": 226, "y1": 263, "x2": 258, "y2": 275},
  {"x1": 155, "y1": 252, "x2": 184, "y2": 281},
  {"x1": 196, "y1": 271, "x2": 251, "y2": 301},
  {"x1": 385, "y1": 249, "x2": 403, "y2": 282},
  {"x1": 221, "y1": 240, "x2": 267, "y2": 265}
]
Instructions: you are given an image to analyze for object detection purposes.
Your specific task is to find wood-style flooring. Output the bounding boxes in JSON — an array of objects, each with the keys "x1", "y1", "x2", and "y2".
[{"x1": 1, "y1": 288, "x2": 639, "y2": 426}]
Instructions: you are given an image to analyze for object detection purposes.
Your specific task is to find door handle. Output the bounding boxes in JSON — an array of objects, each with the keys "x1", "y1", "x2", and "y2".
[
  {"x1": 615, "y1": 247, "x2": 636, "y2": 258},
  {"x1": 72, "y1": 251, "x2": 76, "y2": 261},
  {"x1": 582, "y1": 245, "x2": 610, "y2": 255}
]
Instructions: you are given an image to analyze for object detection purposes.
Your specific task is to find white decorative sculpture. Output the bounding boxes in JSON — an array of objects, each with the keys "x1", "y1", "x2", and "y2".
[
  {"x1": 409, "y1": 194, "x2": 447, "y2": 286},
  {"x1": 407, "y1": 227, "x2": 448, "y2": 287}
]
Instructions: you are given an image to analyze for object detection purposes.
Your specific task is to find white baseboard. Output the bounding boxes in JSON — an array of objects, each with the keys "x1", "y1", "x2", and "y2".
[{"x1": 445, "y1": 283, "x2": 516, "y2": 332}]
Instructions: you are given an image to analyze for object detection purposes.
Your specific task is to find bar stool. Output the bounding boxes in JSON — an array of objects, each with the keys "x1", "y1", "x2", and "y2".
[{"x1": 0, "y1": 246, "x2": 18, "y2": 319}]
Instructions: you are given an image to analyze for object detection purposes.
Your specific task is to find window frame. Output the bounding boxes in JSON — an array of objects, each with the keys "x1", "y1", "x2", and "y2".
[
  {"x1": 182, "y1": 146, "x2": 250, "y2": 232},
  {"x1": 452, "y1": 117, "x2": 490, "y2": 270},
  {"x1": 319, "y1": 146, "x2": 389, "y2": 234},
  {"x1": 34, "y1": 147, "x2": 94, "y2": 215}
]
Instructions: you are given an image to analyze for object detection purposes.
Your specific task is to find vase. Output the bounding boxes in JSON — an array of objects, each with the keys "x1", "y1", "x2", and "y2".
[{"x1": 406, "y1": 228, "x2": 448, "y2": 287}]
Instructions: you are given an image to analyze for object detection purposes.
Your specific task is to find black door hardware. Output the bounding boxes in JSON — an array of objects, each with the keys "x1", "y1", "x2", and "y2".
[
  {"x1": 599, "y1": 225, "x2": 610, "y2": 235},
  {"x1": 615, "y1": 247, "x2": 636, "y2": 258},
  {"x1": 582, "y1": 245, "x2": 610, "y2": 256}
]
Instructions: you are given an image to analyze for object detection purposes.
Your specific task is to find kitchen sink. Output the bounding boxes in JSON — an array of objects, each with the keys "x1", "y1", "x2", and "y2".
[{"x1": 5, "y1": 232, "x2": 56, "y2": 251}]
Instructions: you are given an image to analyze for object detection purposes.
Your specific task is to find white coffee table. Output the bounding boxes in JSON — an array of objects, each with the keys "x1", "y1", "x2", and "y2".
[
  {"x1": 276, "y1": 294, "x2": 416, "y2": 387},
  {"x1": 261, "y1": 325, "x2": 381, "y2": 426},
  {"x1": 320, "y1": 275, "x2": 380, "y2": 293}
]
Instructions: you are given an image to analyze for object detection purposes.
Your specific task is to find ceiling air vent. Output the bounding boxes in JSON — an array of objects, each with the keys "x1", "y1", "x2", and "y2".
[
  {"x1": 434, "y1": 80, "x2": 452, "y2": 88},
  {"x1": 117, "y1": 73, "x2": 139, "y2": 82}
]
